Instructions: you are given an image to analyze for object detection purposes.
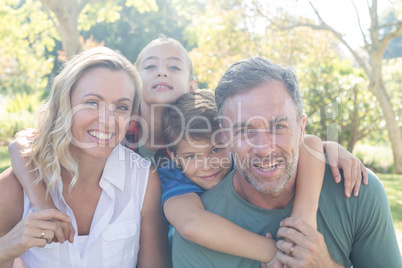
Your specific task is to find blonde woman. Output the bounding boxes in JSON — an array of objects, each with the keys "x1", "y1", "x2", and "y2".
[{"x1": 0, "y1": 47, "x2": 167, "y2": 267}]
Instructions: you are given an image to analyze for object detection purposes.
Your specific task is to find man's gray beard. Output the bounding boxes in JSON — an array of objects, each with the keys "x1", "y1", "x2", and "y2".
[{"x1": 237, "y1": 147, "x2": 299, "y2": 194}]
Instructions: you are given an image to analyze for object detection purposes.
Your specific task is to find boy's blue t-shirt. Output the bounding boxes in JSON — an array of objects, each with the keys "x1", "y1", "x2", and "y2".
[
  {"x1": 158, "y1": 160, "x2": 205, "y2": 220},
  {"x1": 158, "y1": 158, "x2": 235, "y2": 261}
]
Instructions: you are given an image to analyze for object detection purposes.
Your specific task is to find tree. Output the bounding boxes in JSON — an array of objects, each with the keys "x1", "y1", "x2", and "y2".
[
  {"x1": 82, "y1": 0, "x2": 194, "y2": 63},
  {"x1": 301, "y1": 58, "x2": 383, "y2": 153},
  {"x1": 382, "y1": 7, "x2": 402, "y2": 59},
  {"x1": 40, "y1": 0, "x2": 159, "y2": 59},
  {"x1": 187, "y1": 0, "x2": 325, "y2": 89},
  {"x1": 39, "y1": 0, "x2": 88, "y2": 59},
  {"x1": 0, "y1": 0, "x2": 56, "y2": 94},
  {"x1": 275, "y1": 0, "x2": 402, "y2": 173},
  {"x1": 185, "y1": 0, "x2": 388, "y2": 167}
]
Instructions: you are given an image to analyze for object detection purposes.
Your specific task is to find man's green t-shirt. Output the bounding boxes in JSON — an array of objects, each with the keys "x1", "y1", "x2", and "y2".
[{"x1": 172, "y1": 165, "x2": 401, "y2": 267}]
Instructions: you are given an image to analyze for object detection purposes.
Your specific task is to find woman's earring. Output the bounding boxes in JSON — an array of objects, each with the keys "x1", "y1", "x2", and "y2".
[{"x1": 177, "y1": 165, "x2": 183, "y2": 171}]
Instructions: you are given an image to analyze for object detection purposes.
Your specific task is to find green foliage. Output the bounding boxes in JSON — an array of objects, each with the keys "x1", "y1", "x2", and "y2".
[
  {"x1": 0, "y1": 0, "x2": 56, "y2": 95},
  {"x1": 126, "y1": 0, "x2": 158, "y2": 13},
  {"x1": 0, "y1": 92, "x2": 42, "y2": 142},
  {"x1": 353, "y1": 143, "x2": 394, "y2": 173},
  {"x1": 0, "y1": 110, "x2": 35, "y2": 141},
  {"x1": 79, "y1": 1, "x2": 123, "y2": 31},
  {"x1": 5, "y1": 92, "x2": 43, "y2": 113},
  {"x1": 299, "y1": 55, "x2": 384, "y2": 152},
  {"x1": 381, "y1": 8, "x2": 402, "y2": 59},
  {"x1": 186, "y1": 0, "x2": 339, "y2": 90},
  {"x1": 81, "y1": 0, "x2": 193, "y2": 63},
  {"x1": 172, "y1": 0, "x2": 205, "y2": 23},
  {"x1": 187, "y1": 0, "x2": 276, "y2": 88},
  {"x1": 383, "y1": 58, "x2": 402, "y2": 132}
]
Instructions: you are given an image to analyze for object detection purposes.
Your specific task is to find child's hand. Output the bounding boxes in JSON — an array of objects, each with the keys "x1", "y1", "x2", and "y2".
[
  {"x1": 260, "y1": 256, "x2": 284, "y2": 268},
  {"x1": 261, "y1": 255, "x2": 284, "y2": 268},
  {"x1": 325, "y1": 142, "x2": 368, "y2": 197},
  {"x1": 260, "y1": 233, "x2": 284, "y2": 268}
]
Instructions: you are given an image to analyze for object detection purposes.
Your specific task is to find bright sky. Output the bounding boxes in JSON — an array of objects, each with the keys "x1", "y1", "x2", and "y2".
[{"x1": 279, "y1": 0, "x2": 396, "y2": 48}]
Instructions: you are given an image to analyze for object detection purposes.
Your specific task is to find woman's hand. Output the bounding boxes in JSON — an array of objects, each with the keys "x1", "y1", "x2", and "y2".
[
  {"x1": 33, "y1": 204, "x2": 75, "y2": 243},
  {"x1": 0, "y1": 209, "x2": 71, "y2": 263}
]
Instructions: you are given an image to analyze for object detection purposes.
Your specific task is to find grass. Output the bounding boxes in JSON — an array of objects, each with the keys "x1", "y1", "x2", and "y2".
[{"x1": 379, "y1": 173, "x2": 402, "y2": 231}]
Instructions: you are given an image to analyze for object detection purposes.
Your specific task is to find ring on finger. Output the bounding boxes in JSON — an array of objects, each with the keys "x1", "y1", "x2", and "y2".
[
  {"x1": 289, "y1": 243, "x2": 296, "y2": 256},
  {"x1": 40, "y1": 229, "x2": 45, "y2": 239}
]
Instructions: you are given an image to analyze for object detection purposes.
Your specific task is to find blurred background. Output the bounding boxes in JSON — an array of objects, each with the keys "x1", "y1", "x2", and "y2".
[{"x1": 0, "y1": 0, "x2": 401, "y2": 250}]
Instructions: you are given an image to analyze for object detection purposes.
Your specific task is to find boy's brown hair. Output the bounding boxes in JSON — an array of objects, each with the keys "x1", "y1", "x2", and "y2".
[{"x1": 161, "y1": 90, "x2": 220, "y2": 154}]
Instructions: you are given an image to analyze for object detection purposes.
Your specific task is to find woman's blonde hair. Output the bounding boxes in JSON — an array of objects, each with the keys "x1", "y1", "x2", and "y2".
[{"x1": 22, "y1": 47, "x2": 142, "y2": 193}]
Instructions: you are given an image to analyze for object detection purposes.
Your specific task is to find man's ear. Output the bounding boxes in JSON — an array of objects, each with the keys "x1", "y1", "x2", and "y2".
[
  {"x1": 167, "y1": 148, "x2": 180, "y2": 166},
  {"x1": 189, "y1": 80, "x2": 197, "y2": 92},
  {"x1": 299, "y1": 114, "x2": 306, "y2": 142}
]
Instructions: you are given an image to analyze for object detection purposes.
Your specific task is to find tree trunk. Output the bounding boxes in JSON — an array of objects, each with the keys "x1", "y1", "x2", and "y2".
[
  {"x1": 40, "y1": 0, "x2": 90, "y2": 59},
  {"x1": 57, "y1": 8, "x2": 82, "y2": 59},
  {"x1": 368, "y1": 53, "x2": 402, "y2": 173},
  {"x1": 347, "y1": 87, "x2": 359, "y2": 153}
]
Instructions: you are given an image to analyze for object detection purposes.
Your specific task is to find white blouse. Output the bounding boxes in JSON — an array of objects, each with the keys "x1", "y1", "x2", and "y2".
[{"x1": 18, "y1": 145, "x2": 151, "y2": 268}]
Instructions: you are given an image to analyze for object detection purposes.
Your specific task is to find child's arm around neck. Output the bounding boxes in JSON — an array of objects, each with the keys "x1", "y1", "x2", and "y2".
[
  {"x1": 8, "y1": 139, "x2": 74, "y2": 242},
  {"x1": 164, "y1": 192, "x2": 277, "y2": 262},
  {"x1": 292, "y1": 134, "x2": 326, "y2": 229}
]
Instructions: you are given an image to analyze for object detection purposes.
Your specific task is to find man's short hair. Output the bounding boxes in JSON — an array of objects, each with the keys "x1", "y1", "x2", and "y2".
[
  {"x1": 162, "y1": 90, "x2": 220, "y2": 154},
  {"x1": 215, "y1": 57, "x2": 303, "y2": 121}
]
